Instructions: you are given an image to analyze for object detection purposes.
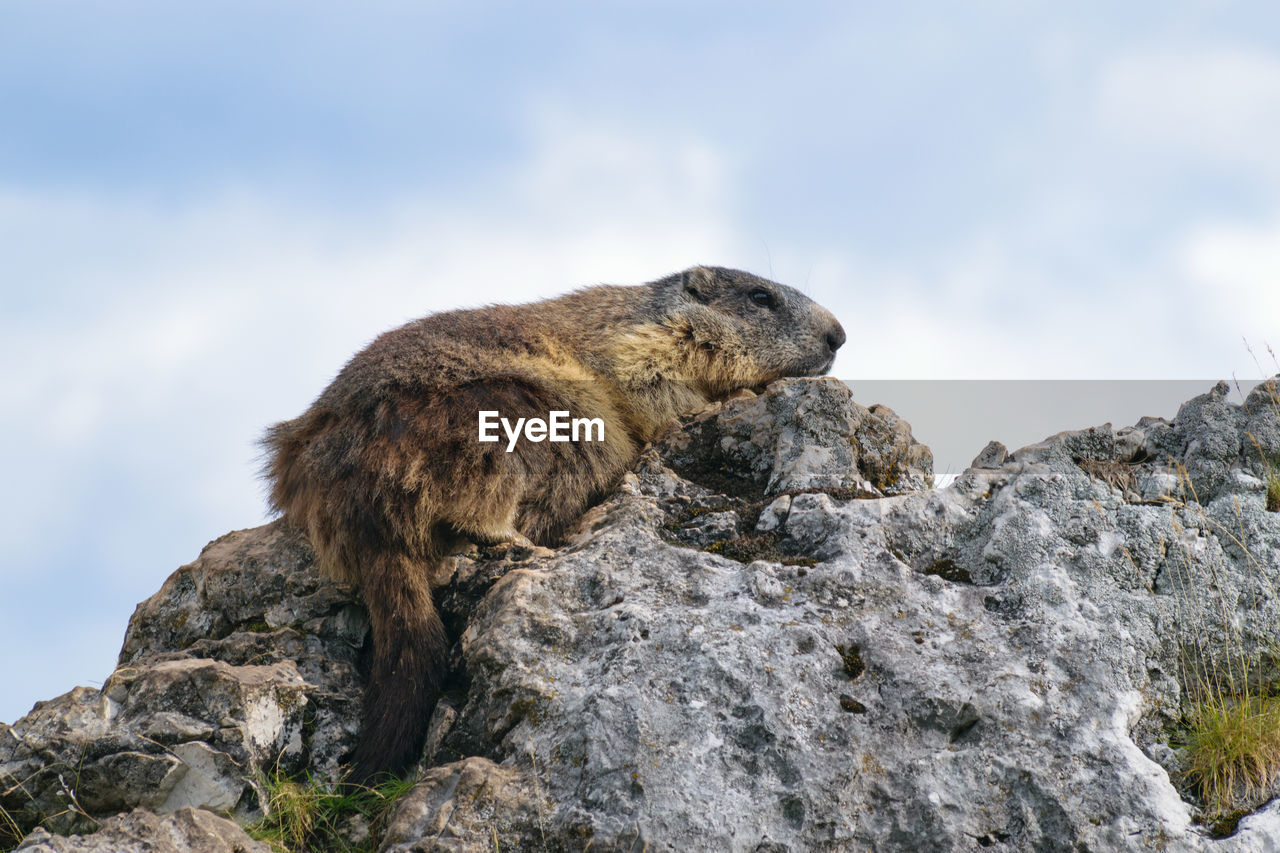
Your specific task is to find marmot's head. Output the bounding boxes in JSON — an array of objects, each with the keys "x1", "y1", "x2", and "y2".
[{"x1": 660, "y1": 266, "x2": 846, "y2": 392}]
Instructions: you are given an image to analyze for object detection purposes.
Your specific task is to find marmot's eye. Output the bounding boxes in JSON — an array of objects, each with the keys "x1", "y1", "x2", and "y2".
[{"x1": 749, "y1": 289, "x2": 775, "y2": 308}]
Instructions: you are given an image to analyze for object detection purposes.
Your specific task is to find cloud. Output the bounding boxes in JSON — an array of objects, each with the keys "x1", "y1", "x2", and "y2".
[
  {"x1": 773, "y1": 233, "x2": 1233, "y2": 380},
  {"x1": 0, "y1": 107, "x2": 746, "y2": 557},
  {"x1": 0, "y1": 109, "x2": 754, "y2": 723},
  {"x1": 1097, "y1": 46, "x2": 1280, "y2": 180},
  {"x1": 1179, "y1": 217, "x2": 1280, "y2": 357}
]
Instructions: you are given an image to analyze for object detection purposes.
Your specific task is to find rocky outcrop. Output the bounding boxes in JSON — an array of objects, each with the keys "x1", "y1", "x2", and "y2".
[
  {"x1": 4, "y1": 376, "x2": 1280, "y2": 852},
  {"x1": 14, "y1": 808, "x2": 270, "y2": 853},
  {"x1": 0, "y1": 523, "x2": 363, "y2": 850}
]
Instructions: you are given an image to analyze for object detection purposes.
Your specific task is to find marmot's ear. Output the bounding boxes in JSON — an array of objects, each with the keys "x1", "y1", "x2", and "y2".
[{"x1": 682, "y1": 266, "x2": 716, "y2": 303}]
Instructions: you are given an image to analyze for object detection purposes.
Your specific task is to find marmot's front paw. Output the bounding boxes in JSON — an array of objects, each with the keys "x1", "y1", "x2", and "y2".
[{"x1": 503, "y1": 534, "x2": 556, "y2": 561}]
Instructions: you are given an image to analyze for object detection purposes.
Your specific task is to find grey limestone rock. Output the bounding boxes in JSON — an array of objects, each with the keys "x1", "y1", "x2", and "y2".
[
  {"x1": 405, "y1": 376, "x2": 1280, "y2": 851},
  {"x1": 14, "y1": 807, "x2": 270, "y2": 853},
  {"x1": 379, "y1": 758, "x2": 547, "y2": 852},
  {"x1": 5, "y1": 376, "x2": 1280, "y2": 852},
  {"x1": 654, "y1": 376, "x2": 933, "y2": 497},
  {"x1": 971, "y1": 440, "x2": 1008, "y2": 469},
  {"x1": 0, "y1": 522, "x2": 362, "y2": 844}
]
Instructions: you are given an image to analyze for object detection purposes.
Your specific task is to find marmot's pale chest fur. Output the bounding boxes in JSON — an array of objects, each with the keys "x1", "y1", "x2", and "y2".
[{"x1": 263, "y1": 266, "x2": 845, "y2": 778}]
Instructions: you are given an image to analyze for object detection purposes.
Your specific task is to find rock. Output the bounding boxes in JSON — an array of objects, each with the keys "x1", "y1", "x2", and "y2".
[
  {"x1": 1244, "y1": 378, "x2": 1280, "y2": 465},
  {"x1": 116, "y1": 520, "x2": 366, "y2": 781},
  {"x1": 672, "y1": 509, "x2": 740, "y2": 548},
  {"x1": 0, "y1": 522, "x2": 360, "y2": 841},
  {"x1": 755, "y1": 495, "x2": 792, "y2": 532},
  {"x1": 404, "y1": 376, "x2": 1280, "y2": 850},
  {"x1": 0, "y1": 656, "x2": 311, "y2": 835},
  {"x1": 6, "y1": 376, "x2": 1280, "y2": 852},
  {"x1": 971, "y1": 440, "x2": 1007, "y2": 469},
  {"x1": 13, "y1": 807, "x2": 270, "y2": 853},
  {"x1": 1135, "y1": 378, "x2": 1280, "y2": 506},
  {"x1": 380, "y1": 758, "x2": 547, "y2": 852},
  {"x1": 654, "y1": 377, "x2": 933, "y2": 497}
]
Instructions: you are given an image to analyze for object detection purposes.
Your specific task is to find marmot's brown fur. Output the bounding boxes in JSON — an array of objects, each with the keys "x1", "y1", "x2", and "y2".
[{"x1": 262, "y1": 266, "x2": 845, "y2": 779}]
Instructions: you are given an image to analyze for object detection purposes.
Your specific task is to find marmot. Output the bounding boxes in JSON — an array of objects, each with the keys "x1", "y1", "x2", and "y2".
[{"x1": 262, "y1": 266, "x2": 845, "y2": 779}]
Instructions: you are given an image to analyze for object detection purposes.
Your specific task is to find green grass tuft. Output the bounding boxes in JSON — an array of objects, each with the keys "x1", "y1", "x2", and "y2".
[
  {"x1": 1266, "y1": 471, "x2": 1280, "y2": 513},
  {"x1": 1182, "y1": 694, "x2": 1280, "y2": 819},
  {"x1": 248, "y1": 770, "x2": 414, "y2": 853}
]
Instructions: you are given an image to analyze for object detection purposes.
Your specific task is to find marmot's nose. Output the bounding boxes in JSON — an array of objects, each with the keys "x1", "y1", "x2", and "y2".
[{"x1": 825, "y1": 321, "x2": 847, "y2": 353}]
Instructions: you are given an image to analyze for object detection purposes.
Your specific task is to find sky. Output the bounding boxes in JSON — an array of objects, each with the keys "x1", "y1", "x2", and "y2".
[{"x1": 2, "y1": 1, "x2": 1280, "y2": 725}]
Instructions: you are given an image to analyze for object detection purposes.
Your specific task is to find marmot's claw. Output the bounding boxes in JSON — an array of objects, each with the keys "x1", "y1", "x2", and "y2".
[{"x1": 504, "y1": 534, "x2": 556, "y2": 560}]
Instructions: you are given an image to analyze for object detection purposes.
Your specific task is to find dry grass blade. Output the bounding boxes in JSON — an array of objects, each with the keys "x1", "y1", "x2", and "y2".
[{"x1": 1, "y1": 802, "x2": 22, "y2": 851}]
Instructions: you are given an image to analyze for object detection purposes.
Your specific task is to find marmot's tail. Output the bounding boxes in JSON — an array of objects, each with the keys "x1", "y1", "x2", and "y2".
[{"x1": 350, "y1": 549, "x2": 450, "y2": 782}]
